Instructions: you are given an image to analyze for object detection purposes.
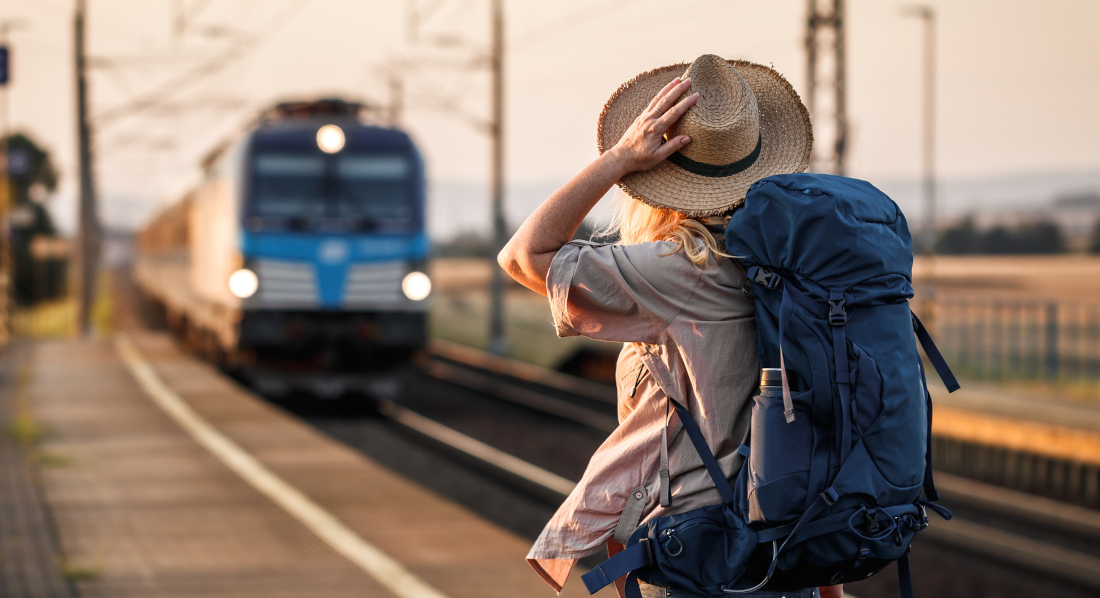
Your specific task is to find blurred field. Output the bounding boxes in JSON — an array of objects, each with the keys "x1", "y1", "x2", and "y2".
[
  {"x1": 429, "y1": 258, "x2": 615, "y2": 369},
  {"x1": 914, "y1": 255, "x2": 1100, "y2": 302},
  {"x1": 432, "y1": 255, "x2": 1100, "y2": 370}
]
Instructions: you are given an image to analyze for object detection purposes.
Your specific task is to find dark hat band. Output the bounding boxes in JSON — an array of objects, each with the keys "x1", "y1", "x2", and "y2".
[{"x1": 666, "y1": 134, "x2": 762, "y2": 178}]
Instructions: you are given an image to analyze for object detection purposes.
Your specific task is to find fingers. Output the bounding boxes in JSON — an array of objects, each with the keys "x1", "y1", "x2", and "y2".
[
  {"x1": 655, "y1": 134, "x2": 691, "y2": 161},
  {"x1": 652, "y1": 78, "x2": 692, "y2": 116},
  {"x1": 656, "y1": 91, "x2": 699, "y2": 128},
  {"x1": 646, "y1": 77, "x2": 682, "y2": 111}
]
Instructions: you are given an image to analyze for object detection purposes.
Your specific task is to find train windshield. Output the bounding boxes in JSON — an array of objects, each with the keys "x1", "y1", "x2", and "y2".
[{"x1": 249, "y1": 152, "x2": 415, "y2": 226}]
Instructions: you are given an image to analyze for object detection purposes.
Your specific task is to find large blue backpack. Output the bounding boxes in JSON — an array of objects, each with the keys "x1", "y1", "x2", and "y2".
[{"x1": 582, "y1": 174, "x2": 958, "y2": 598}]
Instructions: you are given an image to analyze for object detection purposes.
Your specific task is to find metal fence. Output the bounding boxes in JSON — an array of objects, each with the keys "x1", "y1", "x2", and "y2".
[{"x1": 932, "y1": 297, "x2": 1100, "y2": 383}]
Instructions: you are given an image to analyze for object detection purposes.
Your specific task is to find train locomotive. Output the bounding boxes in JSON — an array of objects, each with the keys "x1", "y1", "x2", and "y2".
[{"x1": 135, "y1": 99, "x2": 430, "y2": 398}]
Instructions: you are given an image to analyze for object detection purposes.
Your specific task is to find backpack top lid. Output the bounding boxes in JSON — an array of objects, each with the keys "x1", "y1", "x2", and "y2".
[{"x1": 725, "y1": 173, "x2": 914, "y2": 305}]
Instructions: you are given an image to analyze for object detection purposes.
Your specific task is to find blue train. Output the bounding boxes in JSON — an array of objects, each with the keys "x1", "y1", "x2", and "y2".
[{"x1": 136, "y1": 99, "x2": 430, "y2": 398}]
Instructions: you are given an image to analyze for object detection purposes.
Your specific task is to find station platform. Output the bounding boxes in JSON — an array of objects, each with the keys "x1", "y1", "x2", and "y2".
[{"x1": 4, "y1": 332, "x2": 611, "y2": 598}]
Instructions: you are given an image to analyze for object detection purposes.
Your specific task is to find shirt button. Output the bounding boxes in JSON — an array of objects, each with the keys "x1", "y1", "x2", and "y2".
[{"x1": 634, "y1": 491, "x2": 644, "y2": 500}]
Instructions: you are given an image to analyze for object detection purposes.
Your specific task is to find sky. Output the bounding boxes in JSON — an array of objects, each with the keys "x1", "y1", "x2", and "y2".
[{"x1": 3, "y1": 0, "x2": 1100, "y2": 238}]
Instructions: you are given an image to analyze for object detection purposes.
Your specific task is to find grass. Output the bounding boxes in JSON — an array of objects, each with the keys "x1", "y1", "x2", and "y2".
[
  {"x1": 32, "y1": 451, "x2": 72, "y2": 467},
  {"x1": 3, "y1": 365, "x2": 70, "y2": 464},
  {"x1": 12, "y1": 269, "x2": 114, "y2": 339},
  {"x1": 7, "y1": 411, "x2": 43, "y2": 446},
  {"x1": 12, "y1": 299, "x2": 74, "y2": 339},
  {"x1": 57, "y1": 556, "x2": 102, "y2": 582}
]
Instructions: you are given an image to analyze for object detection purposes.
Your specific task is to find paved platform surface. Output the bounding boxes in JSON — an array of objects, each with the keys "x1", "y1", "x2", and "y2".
[
  {"x1": 23, "y1": 332, "x2": 608, "y2": 598},
  {"x1": 0, "y1": 343, "x2": 76, "y2": 598}
]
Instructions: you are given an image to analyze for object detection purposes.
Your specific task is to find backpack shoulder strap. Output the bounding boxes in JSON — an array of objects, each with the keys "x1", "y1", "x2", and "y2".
[
  {"x1": 668, "y1": 398, "x2": 737, "y2": 505},
  {"x1": 581, "y1": 540, "x2": 654, "y2": 594}
]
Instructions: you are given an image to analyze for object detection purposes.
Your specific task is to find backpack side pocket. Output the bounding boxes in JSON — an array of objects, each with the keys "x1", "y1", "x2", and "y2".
[{"x1": 747, "y1": 389, "x2": 813, "y2": 526}]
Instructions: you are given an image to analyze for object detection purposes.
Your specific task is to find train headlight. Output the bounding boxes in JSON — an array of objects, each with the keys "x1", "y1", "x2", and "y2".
[
  {"x1": 317, "y1": 124, "x2": 345, "y2": 153},
  {"x1": 229, "y1": 268, "x2": 259, "y2": 299},
  {"x1": 402, "y1": 271, "x2": 431, "y2": 301}
]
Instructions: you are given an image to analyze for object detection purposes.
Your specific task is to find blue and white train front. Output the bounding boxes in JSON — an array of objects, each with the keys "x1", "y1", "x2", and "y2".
[{"x1": 227, "y1": 120, "x2": 430, "y2": 393}]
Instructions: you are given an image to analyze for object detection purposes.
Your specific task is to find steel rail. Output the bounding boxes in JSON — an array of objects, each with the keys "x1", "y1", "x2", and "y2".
[
  {"x1": 935, "y1": 472, "x2": 1100, "y2": 542},
  {"x1": 421, "y1": 356, "x2": 618, "y2": 432},
  {"x1": 428, "y1": 339, "x2": 616, "y2": 404}
]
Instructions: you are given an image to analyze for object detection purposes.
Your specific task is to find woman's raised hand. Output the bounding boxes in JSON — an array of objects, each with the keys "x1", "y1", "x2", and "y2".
[{"x1": 606, "y1": 77, "x2": 698, "y2": 175}]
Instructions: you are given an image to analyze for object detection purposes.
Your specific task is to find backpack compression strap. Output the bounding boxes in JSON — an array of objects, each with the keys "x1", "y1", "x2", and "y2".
[
  {"x1": 774, "y1": 278, "x2": 855, "y2": 463},
  {"x1": 827, "y1": 290, "x2": 854, "y2": 464},
  {"x1": 911, "y1": 311, "x2": 960, "y2": 501},
  {"x1": 911, "y1": 312, "x2": 960, "y2": 392}
]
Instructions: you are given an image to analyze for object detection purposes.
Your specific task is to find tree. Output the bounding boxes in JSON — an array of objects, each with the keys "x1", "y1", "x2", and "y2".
[
  {"x1": 936, "y1": 216, "x2": 1066, "y2": 255},
  {"x1": 937, "y1": 217, "x2": 981, "y2": 254},
  {"x1": 1011, "y1": 220, "x2": 1063, "y2": 254},
  {"x1": 6, "y1": 132, "x2": 64, "y2": 303}
]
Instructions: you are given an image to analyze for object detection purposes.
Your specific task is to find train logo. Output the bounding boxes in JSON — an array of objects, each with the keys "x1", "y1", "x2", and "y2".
[{"x1": 318, "y1": 239, "x2": 350, "y2": 264}]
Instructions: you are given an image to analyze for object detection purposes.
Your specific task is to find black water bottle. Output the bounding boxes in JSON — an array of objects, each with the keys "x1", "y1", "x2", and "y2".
[{"x1": 760, "y1": 367, "x2": 783, "y2": 396}]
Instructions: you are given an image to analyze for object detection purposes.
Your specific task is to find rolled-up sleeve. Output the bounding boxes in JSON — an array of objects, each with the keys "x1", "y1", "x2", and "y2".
[{"x1": 546, "y1": 240, "x2": 704, "y2": 344}]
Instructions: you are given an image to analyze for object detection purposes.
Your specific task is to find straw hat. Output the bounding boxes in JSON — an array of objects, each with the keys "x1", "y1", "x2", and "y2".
[{"x1": 598, "y1": 54, "x2": 813, "y2": 216}]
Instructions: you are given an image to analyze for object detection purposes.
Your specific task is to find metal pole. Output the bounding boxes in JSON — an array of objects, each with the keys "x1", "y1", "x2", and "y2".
[
  {"x1": 388, "y1": 70, "x2": 404, "y2": 127},
  {"x1": 804, "y1": 0, "x2": 817, "y2": 122},
  {"x1": 920, "y1": 8, "x2": 936, "y2": 328},
  {"x1": 487, "y1": 0, "x2": 508, "y2": 355},
  {"x1": 921, "y1": 8, "x2": 936, "y2": 263},
  {"x1": 903, "y1": 5, "x2": 936, "y2": 324},
  {"x1": 805, "y1": 0, "x2": 847, "y2": 176},
  {"x1": 833, "y1": 0, "x2": 847, "y2": 176},
  {"x1": 0, "y1": 30, "x2": 9, "y2": 349},
  {"x1": 1045, "y1": 302, "x2": 1059, "y2": 382},
  {"x1": 74, "y1": 0, "x2": 98, "y2": 337}
]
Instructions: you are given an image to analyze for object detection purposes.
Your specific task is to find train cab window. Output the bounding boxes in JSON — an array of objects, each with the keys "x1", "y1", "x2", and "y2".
[
  {"x1": 334, "y1": 155, "x2": 414, "y2": 220},
  {"x1": 249, "y1": 152, "x2": 415, "y2": 226},
  {"x1": 251, "y1": 155, "x2": 327, "y2": 218}
]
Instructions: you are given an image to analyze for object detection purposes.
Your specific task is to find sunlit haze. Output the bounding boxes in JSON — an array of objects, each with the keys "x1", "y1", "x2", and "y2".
[{"x1": 4, "y1": 0, "x2": 1099, "y2": 237}]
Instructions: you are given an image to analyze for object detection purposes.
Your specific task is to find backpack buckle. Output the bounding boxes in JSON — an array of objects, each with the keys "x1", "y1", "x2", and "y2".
[
  {"x1": 751, "y1": 267, "x2": 780, "y2": 290},
  {"x1": 828, "y1": 298, "x2": 847, "y2": 326}
]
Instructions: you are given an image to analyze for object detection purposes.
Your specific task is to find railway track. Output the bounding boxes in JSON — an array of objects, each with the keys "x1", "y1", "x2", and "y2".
[{"x1": 363, "y1": 340, "x2": 1100, "y2": 598}]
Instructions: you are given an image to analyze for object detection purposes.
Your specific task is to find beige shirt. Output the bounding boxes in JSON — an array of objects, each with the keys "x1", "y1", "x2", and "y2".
[{"x1": 526, "y1": 239, "x2": 759, "y2": 592}]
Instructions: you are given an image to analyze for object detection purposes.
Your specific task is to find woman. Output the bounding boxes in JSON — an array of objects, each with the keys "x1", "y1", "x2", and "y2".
[{"x1": 498, "y1": 55, "x2": 838, "y2": 598}]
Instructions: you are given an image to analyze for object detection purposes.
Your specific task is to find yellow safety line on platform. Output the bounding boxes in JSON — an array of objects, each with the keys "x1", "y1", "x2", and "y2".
[{"x1": 114, "y1": 334, "x2": 451, "y2": 598}]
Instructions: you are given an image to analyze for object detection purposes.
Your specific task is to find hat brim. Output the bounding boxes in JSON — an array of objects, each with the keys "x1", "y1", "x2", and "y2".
[{"x1": 597, "y1": 60, "x2": 813, "y2": 217}]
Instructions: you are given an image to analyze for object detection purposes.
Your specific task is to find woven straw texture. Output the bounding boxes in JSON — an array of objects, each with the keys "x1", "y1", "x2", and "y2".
[{"x1": 598, "y1": 56, "x2": 813, "y2": 216}]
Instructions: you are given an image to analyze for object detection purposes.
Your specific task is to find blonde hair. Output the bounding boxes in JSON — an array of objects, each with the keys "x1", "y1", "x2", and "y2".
[{"x1": 597, "y1": 192, "x2": 734, "y2": 266}]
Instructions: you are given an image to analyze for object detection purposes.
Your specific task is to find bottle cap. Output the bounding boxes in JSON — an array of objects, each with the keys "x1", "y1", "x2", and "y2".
[{"x1": 761, "y1": 368, "x2": 783, "y2": 387}]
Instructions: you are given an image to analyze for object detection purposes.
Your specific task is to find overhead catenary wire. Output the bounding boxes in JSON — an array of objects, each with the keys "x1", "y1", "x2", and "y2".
[
  {"x1": 507, "y1": 0, "x2": 647, "y2": 51},
  {"x1": 93, "y1": 0, "x2": 309, "y2": 128}
]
